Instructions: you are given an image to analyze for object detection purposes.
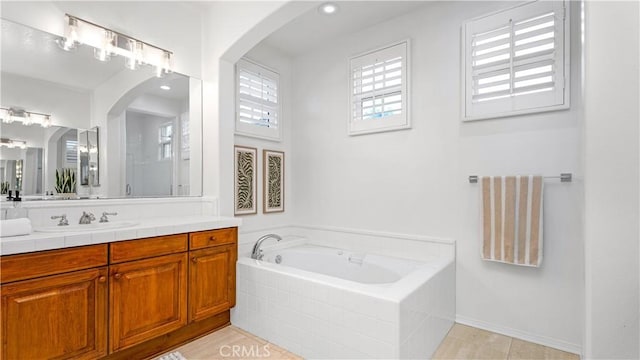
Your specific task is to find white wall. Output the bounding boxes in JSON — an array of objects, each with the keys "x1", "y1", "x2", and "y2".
[
  {"x1": 233, "y1": 43, "x2": 294, "y2": 232},
  {"x1": 289, "y1": 1, "x2": 583, "y2": 352},
  {"x1": 201, "y1": 0, "x2": 317, "y2": 214},
  {"x1": 583, "y1": 1, "x2": 640, "y2": 358},
  {"x1": 1, "y1": 72, "x2": 91, "y2": 130}
]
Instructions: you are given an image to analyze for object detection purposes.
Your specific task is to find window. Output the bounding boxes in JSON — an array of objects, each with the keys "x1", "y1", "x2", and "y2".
[
  {"x1": 235, "y1": 58, "x2": 281, "y2": 141},
  {"x1": 65, "y1": 139, "x2": 78, "y2": 163},
  {"x1": 349, "y1": 40, "x2": 410, "y2": 135},
  {"x1": 159, "y1": 123, "x2": 172, "y2": 160},
  {"x1": 462, "y1": 1, "x2": 569, "y2": 120}
]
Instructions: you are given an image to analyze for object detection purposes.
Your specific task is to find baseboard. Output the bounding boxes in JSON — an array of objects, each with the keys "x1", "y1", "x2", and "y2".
[{"x1": 455, "y1": 315, "x2": 582, "y2": 356}]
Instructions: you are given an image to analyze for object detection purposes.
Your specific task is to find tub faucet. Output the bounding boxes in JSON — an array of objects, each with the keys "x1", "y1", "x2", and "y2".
[
  {"x1": 251, "y1": 234, "x2": 282, "y2": 260},
  {"x1": 79, "y1": 211, "x2": 95, "y2": 224}
]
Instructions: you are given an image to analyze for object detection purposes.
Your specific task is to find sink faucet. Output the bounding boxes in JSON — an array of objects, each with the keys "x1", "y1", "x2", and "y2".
[
  {"x1": 51, "y1": 214, "x2": 68, "y2": 226},
  {"x1": 79, "y1": 211, "x2": 95, "y2": 224},
  {"x1": 251, "y1": 234, "x2": 282, "y2": 260},
  {"x1": 99, "y1": 212, "x2": 118, "y2": 223}
]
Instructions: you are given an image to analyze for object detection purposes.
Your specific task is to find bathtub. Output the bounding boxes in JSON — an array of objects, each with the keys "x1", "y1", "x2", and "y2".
[{"x1": 233, "y1": 241, "x2": 455, "y2": 359}]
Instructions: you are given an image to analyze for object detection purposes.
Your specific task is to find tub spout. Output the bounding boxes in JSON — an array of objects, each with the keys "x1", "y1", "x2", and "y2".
[{"x1": 251, "y1": 234, "x2": 282, "y2": 260}]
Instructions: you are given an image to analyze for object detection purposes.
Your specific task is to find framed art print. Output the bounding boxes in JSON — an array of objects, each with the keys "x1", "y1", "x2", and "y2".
[
  {"x1": 263, "y1": 149, "x2": 284, "y2": 213},
  {"x1": 234, "y1": 146, "x2": 257, "y2": 215}
]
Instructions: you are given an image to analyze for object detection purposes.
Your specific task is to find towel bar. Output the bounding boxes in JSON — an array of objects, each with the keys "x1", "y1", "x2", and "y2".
[{"x1": 468, "y1": 173, "x2": 572, "y2": 184}]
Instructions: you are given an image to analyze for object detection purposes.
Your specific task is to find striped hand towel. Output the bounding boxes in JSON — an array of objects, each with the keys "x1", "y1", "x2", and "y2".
[{"x1": 481, "y1": 175, "x2": 544, "y2": 267}]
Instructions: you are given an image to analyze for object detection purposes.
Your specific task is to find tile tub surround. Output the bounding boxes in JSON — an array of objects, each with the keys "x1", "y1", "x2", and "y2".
[
  {"x1": 232, "y1": 242, "x2": 455, "y2": 359},
  {"x1": 0, "y1": 215, "x2": 240, "y2": 255}
]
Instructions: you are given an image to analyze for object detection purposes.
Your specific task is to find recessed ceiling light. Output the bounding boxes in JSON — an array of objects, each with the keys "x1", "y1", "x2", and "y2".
[
  {"x1": 160, "y1": 85, "x2": 171, "y2": 90},
  {"x1": 319, "y1": 2, "x2": 338, "y2": 15}
]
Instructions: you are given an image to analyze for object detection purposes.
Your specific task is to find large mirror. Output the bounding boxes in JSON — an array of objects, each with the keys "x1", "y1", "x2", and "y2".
[{"x1": 0, "y1": 18, "x2": 202, "y2": 200}]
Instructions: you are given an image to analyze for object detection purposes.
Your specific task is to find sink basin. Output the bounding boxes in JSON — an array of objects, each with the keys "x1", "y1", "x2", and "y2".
[{"x1": 35, "y1": 221, "x2": 139, "y2": 233}]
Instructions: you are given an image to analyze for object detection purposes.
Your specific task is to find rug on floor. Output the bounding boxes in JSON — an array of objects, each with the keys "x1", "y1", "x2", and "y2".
[{"x1": 157, "y1": 351, "x2": 188, "y2": 360}]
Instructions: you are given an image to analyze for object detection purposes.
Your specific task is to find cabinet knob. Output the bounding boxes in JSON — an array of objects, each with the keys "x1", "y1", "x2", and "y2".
[
  {"x1": 98, "y1": 276, "x2": 107, "y2": 283},
  {"x1": 208, "y1": 236, "x2": 216, "y2": 242},
  {"x1": 114, "y1": 273, "x2": 122, "y2": 279},
  {"x1": 192, "y1": 257, "x2": 198, "y2": 263}
]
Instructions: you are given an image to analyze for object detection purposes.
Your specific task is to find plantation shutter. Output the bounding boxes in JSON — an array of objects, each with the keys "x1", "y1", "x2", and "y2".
[
  {"x1": 464, "y1": 1, "x2": 569, "y2": 120},
  {"x1": 65, "y1": 139, "x2": 78, "y2": 163},
  {"x1": 349, "y1": 40, "x2": 409, "y2": 135},
  {"x1": 235, "y1": 59, "x2": 281, "y2": 140}
]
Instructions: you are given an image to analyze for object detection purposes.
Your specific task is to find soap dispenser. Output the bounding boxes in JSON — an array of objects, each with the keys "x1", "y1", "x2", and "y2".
[{"x1": 6, "y1": 191, "x2": 28, "y2": 220}]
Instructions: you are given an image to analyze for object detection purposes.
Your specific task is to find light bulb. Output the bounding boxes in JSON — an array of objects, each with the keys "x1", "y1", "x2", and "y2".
[
  {"x1": 156, "y1": 51, "x2": 172, "y2": 78},
  {"x1": 41, "y1": 115, "x2": 52, "y2": 128},
  {"x1": 94, "y1": 47, "x2": 110, "y2": 61},
  {"x1": 22, "y1": 113, "x2": 33, "y2": 126},
  {"x1": 58, "y1": 16, "x2": 79, "y2": 51},
  {"x1": 94, "y1": 30, "x2": 114, "y2": 61},
  {"x1": 125, "y1": 39, "x2": 142, "y2": 70},
  {"x1": 319, "y1": 3, "x2": 338, "y2": 14}
]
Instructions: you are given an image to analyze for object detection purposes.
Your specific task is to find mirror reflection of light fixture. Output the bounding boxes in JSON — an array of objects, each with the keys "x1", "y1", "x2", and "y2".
[
  {"x1": 94, "y1": 30, "x2": 115, "y2": 62},
  {"x1": 57, "y1": 16, "x2": 79, "y2": 51},
  {"x1": 59, "y1": 14, "x2": 173, "y2": 77},
  {"x1": 0, "y1": 107, "x2": 52, "y2": 128},
  {"x1": 0, "y1": 138, "x2": 27, "y2": 149}
]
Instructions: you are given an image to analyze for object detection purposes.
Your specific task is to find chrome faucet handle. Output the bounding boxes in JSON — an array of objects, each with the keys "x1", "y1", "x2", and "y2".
[
  {"x1": 99, "y1": 212, "x2": 118, "y2": 223},
  {"x1": 79, "y1": 211, "x2": 96, "y2": 224},
  {"x1": 51, "y1": 214, "x2": 69, "y2": 226}
]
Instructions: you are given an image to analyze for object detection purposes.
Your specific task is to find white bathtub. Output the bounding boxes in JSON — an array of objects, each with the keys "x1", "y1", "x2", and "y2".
[{"x1": 233, "y1": 241, "x2": 455, "y2": 359}]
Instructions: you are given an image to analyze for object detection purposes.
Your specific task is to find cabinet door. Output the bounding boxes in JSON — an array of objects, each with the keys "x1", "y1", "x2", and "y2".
[
  {"x1": 109, "y1": 252, "x2": 187, "y2": 352},
  {"x1": 1, "y1": 267, "x2": 108, "y2": 360},
  {"x1": 189, "y1": 244, "x2": 237, "y2": 322}
]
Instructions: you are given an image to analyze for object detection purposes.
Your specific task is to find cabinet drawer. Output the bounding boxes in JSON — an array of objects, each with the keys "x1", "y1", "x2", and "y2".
[
  {"x1": 0, "y1": 244, "x2": 108, "y2": 284},
  {"x1": 189, "y1": 228, "x2": 237, "y2": 250},
  {"x1": 110, "y1": 234, "x2": 187, "y2": 264}
]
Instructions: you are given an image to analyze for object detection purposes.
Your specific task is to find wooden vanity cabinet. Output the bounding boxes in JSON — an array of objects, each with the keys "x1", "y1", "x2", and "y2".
[
  {"x1": 109, "y1": 252, "x2": 188, "y2": 352},
  {"x1": 188, "y1": 243, "x2": 237, "y2": 322},
  {"x1": 0, "y1": 227, "x2": 238, "y2": 360},
  {"x1": 0, "y1": 245, "x2": 109, "y2": 360}
]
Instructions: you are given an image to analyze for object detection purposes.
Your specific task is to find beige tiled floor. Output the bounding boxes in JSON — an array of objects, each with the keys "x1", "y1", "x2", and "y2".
[
  {"x1": 157, "y1": 326, "x2": 302, "y2": 360},
  {"x1": 432, "y1": 324, "x2": 580, "y2": 360},
  {"x1": 159, "y1": 323, "x2": 579, "y2": 360}
]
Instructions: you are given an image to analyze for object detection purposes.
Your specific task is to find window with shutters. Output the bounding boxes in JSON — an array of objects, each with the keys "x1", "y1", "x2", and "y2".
[
  {"x1": 159, "y1": 123, "x2": 172, "y2": 160},
  {"x1": 235, "y1": 58, "x2": 281, "y2": 141},
  {"x1": 65, "y1": 139, "x2": 78, "y2": 163},
  {"x1": 349, "y1": 40, "x2": 410, "y2": 135},
  {"x1": 462, "y1": 1, "x2": 570, "y2": 121}
]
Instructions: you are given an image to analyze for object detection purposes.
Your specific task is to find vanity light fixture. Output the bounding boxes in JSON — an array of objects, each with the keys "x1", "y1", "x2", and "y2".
[
  {"x1": 319, "y1": 2, "x2": 339, "y2": 14},
  {"x1": 0, "y1": 108, "x2": 52, "y2": 128},
  {"x1": 59, "y1": 14, "x2": 173, "y2": 77},
  {"x1": 160, "y1": 85, "x2": 171, "y2": 90},
  {"x1": 0, "y1": 138, "x2": 27, "y2": 149}
]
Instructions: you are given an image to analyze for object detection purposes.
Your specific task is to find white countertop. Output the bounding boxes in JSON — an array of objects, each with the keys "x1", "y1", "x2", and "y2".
[{"x1": 0, "y1": 216, "x2": 242, "y2": 256}]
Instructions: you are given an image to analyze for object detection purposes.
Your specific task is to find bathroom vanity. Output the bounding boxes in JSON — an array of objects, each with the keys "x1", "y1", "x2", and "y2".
[{"x1": 0, "y1": 226, "x2": 238, "y2": 360}]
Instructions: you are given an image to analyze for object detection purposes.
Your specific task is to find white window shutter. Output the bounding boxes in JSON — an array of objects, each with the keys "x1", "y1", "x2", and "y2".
[
  {"x1": 463, "y1": 1, "x2": 569, "y2": 120},
  {"x1": 235, "y1": 59, "x2": 281, "y2": 141},
  {"x1": 349, "y1": 40, "x2": 410, "y2": 135}
]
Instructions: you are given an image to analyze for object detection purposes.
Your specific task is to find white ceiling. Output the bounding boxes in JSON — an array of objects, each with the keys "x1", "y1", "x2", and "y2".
[{"x1": 261, "y1": 1, "x2": 429, "y2": 57}]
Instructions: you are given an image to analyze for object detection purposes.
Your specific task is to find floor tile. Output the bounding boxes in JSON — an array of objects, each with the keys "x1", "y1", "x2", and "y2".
[
  {"x1": 432, "y1": 336, "x2": 511, "y2": 360},
  {"x1": 508, "y1": 338, "x2": 580, "y2": 360}
]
